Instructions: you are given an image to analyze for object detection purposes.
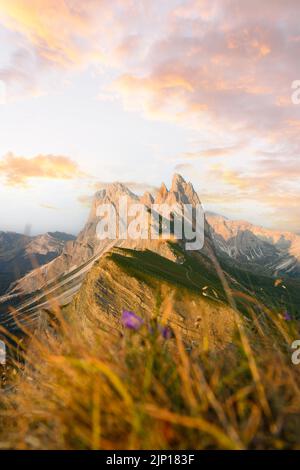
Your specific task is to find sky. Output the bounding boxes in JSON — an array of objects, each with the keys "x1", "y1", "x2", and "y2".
[{"x1": 0, "y1": 0, "x2": 299, "y2": 235}]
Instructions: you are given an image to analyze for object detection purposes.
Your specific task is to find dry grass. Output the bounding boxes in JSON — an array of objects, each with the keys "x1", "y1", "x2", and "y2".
[{"x1": 0, "y1": 297, "x2": 300, "y2": 450}]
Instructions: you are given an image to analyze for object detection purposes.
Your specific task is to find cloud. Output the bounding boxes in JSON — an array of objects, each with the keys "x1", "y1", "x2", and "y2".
[
  {"x1": 108, "y1": 0, "x2": 300, "y2": 154},
  {"x1": 92, "y1": 180, "x2": 158, "y2": 195},
  {"x1": 174, "y1": 151, "x2": 300, "y2": 231},
  {"x1": 0, "y1": 0, "x2": 135, "y2": 99},
  {"x1": 199, "y1": 156, "x2": 300, "y2": 231},
  {"x1": 77, "y1": 194, "x2": 93, "y2": 207},
  {"x1": 0, "y1": 48, "x2": 43, "y2": 101},
  {"x1": 112, "y1": 0, "x2": 300, "y2": 232},
  {"x1": 0, "y1": 152, "x2": 86, "y2": 186},
  {"x1": 181, "y1": 144, "x2": 244, "y2": 160},
  {"x1": 40, "y1": 203, "x2": 60, "y2": 211},
  {"x1": 174, "y1": 163, "x2": 194, "y2": 172},
  {"x1": 0, "y1": 0, "x2": 101, "y2": 68},
  {"x1": 209, "y1": 157, "x2": 300, "y2": 194}
]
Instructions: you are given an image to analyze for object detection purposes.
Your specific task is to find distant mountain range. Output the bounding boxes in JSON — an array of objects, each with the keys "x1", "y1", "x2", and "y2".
[
  {"x1": 0, "y1": 174, "x2": 299, "y2": 339},
  {"x1": 0, "y1": 231, "x2": 75, "y2": 295},
  {"x1": 206, "y1": 212, "x2": 300, "y2": 278}
]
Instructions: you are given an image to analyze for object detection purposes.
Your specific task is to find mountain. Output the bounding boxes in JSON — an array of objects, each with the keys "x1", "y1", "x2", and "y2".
[
  {"x1": 65, "y1": 246, "x2": 238, "y2": 349},
  {"x1": 0, "y1": 231, "x2": 75, "y2": 295},
  {"x1": 0, "y1": 174, "x2": 215, "y2": 334},
  {"x1": 1, "y1": 175, "x2": 299, "y2": 340},
  {"x1": 5, "y1": 174, "x2": 206, "y2": 299},
  {"x1": 206, "y1": 212, "x2": 300, "y2": 278},
  {"x1": 3, "y1": 180, "x2": 182, "y2": 299}
]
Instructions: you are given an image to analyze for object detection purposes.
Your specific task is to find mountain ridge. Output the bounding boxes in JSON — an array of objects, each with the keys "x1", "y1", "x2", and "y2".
[
  {"x1": 0, "y1": 174, "x2": 299, "y2": 338},
  {"x1": 206, "y1": 212, "x2": 300, "y2": 278},
  {"x1": 0, "y1": 231, "x2": 75, "y2": 295}
]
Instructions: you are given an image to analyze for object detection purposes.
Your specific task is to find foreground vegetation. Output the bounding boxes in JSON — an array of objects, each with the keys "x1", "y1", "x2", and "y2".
[{"x1": 0, "y1": 292, "x2": 299, "y2": 450}]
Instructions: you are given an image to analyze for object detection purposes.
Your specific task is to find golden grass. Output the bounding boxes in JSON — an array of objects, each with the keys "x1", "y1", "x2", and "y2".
[{"x1": 0, "y1": 296, "x2": 300, "y2": 450}]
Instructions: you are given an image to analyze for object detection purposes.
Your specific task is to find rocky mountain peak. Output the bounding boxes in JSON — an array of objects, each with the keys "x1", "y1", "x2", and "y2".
[
  {"x1": 171, "y1": 173, "x2": 186, "y2": 192},
  {"x1": 155, "y1": 174, "x2": 201, "y2": 207},
  {"x1": 155, "y1": 182, "x2": 169, "y2": 204},
  {"x1": 89, "y1": 182, "x2": 139, "y2": 221},
  {"x1": 94, "y1": 182, "x2": 137, "y2": 201}
]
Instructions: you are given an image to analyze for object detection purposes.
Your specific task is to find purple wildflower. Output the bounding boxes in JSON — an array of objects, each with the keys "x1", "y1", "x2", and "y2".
[
  {"x1": 283, "y1": 311, "x2": 292, "y2": 321},
  {"x1": 158, "y1": 325, "x2": 173, "y2": 340},
  {"x1": 121, "y1": 310, "x2": 144, "y2": 331},
  {"x1": 161, "y1": 326, "x2": 172, "y2": 340}
]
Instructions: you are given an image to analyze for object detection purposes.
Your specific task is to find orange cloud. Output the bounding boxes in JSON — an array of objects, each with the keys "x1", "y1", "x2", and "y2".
[
  {"x1": 112, "y1": 70, "x2": 198, "y2": 122},
  {"x1": 0, "y1": 0, "x2": 150, "y2": 101},
  {"x1": 0, "y1": 152, "x2": 86, "y2": 186},
  {"x1": 115, "y1": 73, "x2": 194, "y2": 94},
  {"x1": 181, "y1": 144, "x2": 243, "y2": 159},
  {"x1": 77, "y1": 194, "x2": 93, "y2": 207},
  {"x1": 176, "y1": 146, "x2": 299, "y2": 231}
]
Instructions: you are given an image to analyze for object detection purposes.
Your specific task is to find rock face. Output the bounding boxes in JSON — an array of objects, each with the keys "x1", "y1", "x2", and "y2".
[
  {"x1": 206, "y1": 212, "x2": 300, "y2": 278},
  {"x1": 4, "y1": 175, "x2": 206, "y2": 299},
  {"x1": 140, "y1": 191, "x2": 154, "y2": 207},
  {"x1": 0, "y1": 231, "x2": 75, "y2": 295},
  {"x1": 155, "y1": 174, "x2": 201, "y2": 207},
  {"x1": 0, "y1": 175, "x2": 211, "y2": 334},
  {"x1": 66, "y1": 248, "x2": 238, "y2": 350}
]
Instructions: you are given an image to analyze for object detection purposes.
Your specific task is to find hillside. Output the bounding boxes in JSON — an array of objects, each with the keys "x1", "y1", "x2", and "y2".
[{"x1": 0, "y1": 231, "x2": 75, "y2": 295}]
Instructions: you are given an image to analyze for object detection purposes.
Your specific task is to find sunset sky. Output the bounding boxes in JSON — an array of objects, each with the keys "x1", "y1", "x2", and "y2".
[{"x1": 0, "y1": 0, "x2": 299, "y2": 235}]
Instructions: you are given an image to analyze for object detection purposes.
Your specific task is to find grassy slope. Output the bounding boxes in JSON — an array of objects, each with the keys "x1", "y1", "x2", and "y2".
[
  {"x1": 109, "y1": 244, "x2": 300, "y2": 317},
  {"x1": 0, "y1": 243, "x2": 300, "y2": 449},
  {"x1": 1, "y1": 276, "x2": 299, "y2": 449}
]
